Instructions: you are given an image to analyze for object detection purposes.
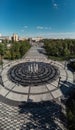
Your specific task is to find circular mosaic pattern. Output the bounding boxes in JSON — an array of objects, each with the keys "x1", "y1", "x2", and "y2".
[{"x1": 8, "y1": 62, "x2": 60, "y2": 86}]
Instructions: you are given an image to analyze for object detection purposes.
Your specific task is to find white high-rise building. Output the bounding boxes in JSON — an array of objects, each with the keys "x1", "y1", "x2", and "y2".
[{"x1": 12, "y1": 34, "x2": 19, "y2": 41}]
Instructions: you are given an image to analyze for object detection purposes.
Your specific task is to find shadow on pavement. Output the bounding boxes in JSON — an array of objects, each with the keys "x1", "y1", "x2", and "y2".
[{"x1": 18, "y1": 101, "x2": 67, "y2": 130}]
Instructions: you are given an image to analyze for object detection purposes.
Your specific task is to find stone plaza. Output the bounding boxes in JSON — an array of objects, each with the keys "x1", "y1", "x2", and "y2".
[{"x1": 0, "y1": 45, "x2": 74, "y2": 129}]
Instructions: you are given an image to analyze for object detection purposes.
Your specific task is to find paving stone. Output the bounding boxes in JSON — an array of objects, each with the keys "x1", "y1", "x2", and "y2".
[{"x1": 0, "y1": 46, "x2": 73, "y2": 129}]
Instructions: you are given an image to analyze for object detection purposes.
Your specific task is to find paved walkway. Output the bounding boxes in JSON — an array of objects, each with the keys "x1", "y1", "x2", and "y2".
[{"x1": 0, "y1": 45, "x2": 73, "y2": 129}]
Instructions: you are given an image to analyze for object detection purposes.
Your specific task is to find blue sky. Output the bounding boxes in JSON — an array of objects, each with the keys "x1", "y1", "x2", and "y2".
[{"x1": 0, "y1": 0, "x2": 75, "y2": 38}]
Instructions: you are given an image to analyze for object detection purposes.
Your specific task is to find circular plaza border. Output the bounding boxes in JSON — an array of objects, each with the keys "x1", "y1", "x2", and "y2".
[{"x1": 0, "y1": 59, "x2": 68, "y2": 105}]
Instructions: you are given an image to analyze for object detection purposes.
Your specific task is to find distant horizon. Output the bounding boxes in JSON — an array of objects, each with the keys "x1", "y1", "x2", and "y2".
[
  {"x1": 1, "y1": 32, "x2": 75, "y2": 40},
  {"x1": 0, "y1": 0, "x2": 75, "y2": 38}
]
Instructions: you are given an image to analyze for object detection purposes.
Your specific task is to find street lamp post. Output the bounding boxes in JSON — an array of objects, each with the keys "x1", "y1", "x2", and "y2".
[
  {"x1": 58, "y1": 76, "x2": 61, "y2": 87},
  {"x1": 73, "y1": 72, "x2": 75, "y2": 83}
]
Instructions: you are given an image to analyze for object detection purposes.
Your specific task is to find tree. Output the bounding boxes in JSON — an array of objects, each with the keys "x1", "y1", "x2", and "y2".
[
  {"x1": 10, "y1": 42, "x2": 20, "y2": 60},
  {"x1": 9, "y1": 41, "x2": 31, "y2": 60},
  {"x1": 0, "y1": 44, "x2": 5, "y2": 65},
  {"x1": 44, "y1": 39, "x2": 75, "y2": 60},
  {"x1": 19, "y1": 41, "x2": 31, "y2": 57}
]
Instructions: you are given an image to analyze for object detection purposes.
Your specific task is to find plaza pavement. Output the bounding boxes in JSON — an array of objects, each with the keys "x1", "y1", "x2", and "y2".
[
  {"x1": 0, "y1": 46, "x2": 73, "y2": 103},
  {"x1": 0, "y1": 45, "x2": 74, "y2": 129}
]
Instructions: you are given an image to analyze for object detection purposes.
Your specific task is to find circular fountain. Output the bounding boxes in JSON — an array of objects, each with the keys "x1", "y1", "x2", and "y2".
[{"x1": 8, "y1": 62, "x2": 60, "y2": 86}]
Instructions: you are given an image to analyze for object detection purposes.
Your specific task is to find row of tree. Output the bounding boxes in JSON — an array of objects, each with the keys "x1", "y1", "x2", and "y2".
[
  {"x1": 0, "y1": 40, "x2": 31, "y2": 63},
  {"x1": 44, "y1": 39, "x2": 75, "y2": 60}
]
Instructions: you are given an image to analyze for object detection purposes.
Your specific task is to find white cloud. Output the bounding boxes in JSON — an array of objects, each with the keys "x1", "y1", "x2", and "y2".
[
  {"x1": 36, "y1": 26, "x2": 51, "y2": 30},
  {"x1": 37, "y1": 32, "x2": 75, "y2": 39},
  {"x1": 21, "y1": 26, "x2": 28, "y2": 32},
  {"x1": 36, "y1": 26, "x2": 44, "y2": 30},
  {"x1": 45, "y1": 27, "x2": 52, "y2": 30},
  {"x1": 24, "y1": 26, "x2": 28, "y2": 28},
  {"x1": 53, "y1": 3, "x2": 58, "y2": 8},
  {"x1": 52, "y1": 0, "x2": 58, "y2": 9}
]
